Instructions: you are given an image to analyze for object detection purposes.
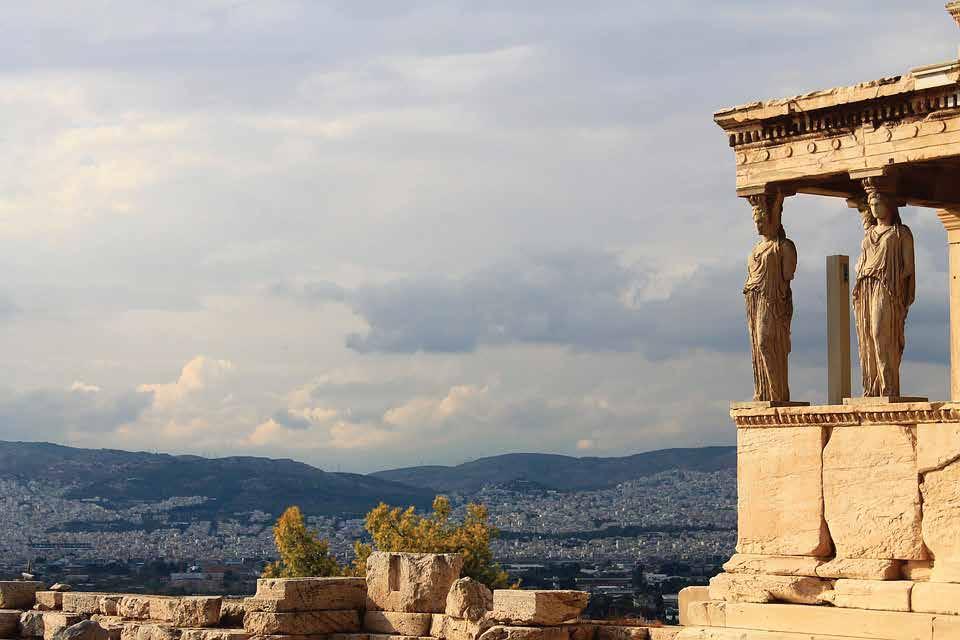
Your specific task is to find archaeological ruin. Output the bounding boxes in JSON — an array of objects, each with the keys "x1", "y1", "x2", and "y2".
[
  {"x1": 7, "y1": 5, "x2": 960, "y2": 640},
  {"x1": 678, "y1": 2, "x2": 960, "y2": 638},
  {"x1": 0, "y1": 552, "x2": 681, "y2": 640}
]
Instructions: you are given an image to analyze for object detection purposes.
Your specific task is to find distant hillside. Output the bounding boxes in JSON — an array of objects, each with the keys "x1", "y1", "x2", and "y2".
[
  {"x1": 370, "y1": 447, "x2": 736, "y2": 493},
  {"x1": 0, "y1": 441, "x2": 434, "y2": 517}
]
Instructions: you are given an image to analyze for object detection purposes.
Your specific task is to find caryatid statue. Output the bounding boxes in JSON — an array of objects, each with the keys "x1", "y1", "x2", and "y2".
[
  {"x1": 743, "y1": 191, "x2": 797, "y2": 402},
  {"x1": 853, "y1": 177, "x2": 916, "y2": 397}
]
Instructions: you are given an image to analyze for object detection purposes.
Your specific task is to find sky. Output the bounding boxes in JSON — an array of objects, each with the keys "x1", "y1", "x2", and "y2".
[{"x1": 0, "y1": 1, "x2": 957, "y2": 473}]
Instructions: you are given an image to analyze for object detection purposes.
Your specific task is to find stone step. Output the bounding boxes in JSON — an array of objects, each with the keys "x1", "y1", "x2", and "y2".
[{"x1": 686, "y1": 601, "x2": 960, "y2": 640}]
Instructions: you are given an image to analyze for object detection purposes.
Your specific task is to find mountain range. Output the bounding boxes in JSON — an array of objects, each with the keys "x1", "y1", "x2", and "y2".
[
  {"x1": 0, "y1": 440, "x2": 735, "y2": 516},
  {"x1": 369, "y1": 447, "x2": 736, "y2": 493}
]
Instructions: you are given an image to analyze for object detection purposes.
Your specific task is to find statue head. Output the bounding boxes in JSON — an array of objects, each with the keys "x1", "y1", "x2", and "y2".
[
  {"x1": 863, "y1": 177, "x2": 902, "y2": 226},
  {"x1": 749, "y1": 191, "x2": 785, "y2": 240},
  {"x1": 849, "y1": 197, "x2": 876, "y2": 230}
]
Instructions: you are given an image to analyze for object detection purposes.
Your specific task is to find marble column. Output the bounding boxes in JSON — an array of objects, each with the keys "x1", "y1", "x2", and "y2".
[{"x1": 937, "y1": 209, "x2": 960, "y2": 401}]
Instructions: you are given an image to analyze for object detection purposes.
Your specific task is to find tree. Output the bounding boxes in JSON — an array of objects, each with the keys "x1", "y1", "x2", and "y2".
[
  {"x1": 354, "y1": 496, "x2": 510, "y2": 588},
  {"x1": 262, "y1": 506, "x2": 344, "y2": 578}
]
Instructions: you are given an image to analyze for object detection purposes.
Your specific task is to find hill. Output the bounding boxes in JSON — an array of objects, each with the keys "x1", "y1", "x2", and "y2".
[
  {"x1": 370, "y1": 447, "x2": 736, "y2": 493},
  {"x1": 0, "y1": 441, "x2": 435, "y2": 517}
]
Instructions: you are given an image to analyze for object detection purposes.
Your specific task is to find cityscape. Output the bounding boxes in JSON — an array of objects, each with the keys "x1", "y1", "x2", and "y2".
[{"x1": 0, "y1": 466, "x2": 734, "y2": 622}]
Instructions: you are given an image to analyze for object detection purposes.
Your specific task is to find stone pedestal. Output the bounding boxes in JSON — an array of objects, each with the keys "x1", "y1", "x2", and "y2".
[{"x1": 679, "y1": 402, "x2": 960, "y2": 639}]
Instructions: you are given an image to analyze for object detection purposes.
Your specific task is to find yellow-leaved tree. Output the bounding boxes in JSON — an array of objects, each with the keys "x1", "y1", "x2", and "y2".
[
  {"x1": 262, "y1": 506, "x2": 344, "y2": 578},
  {"x1": 350, "y1": 496, "x2": 510, "y2": 588}
]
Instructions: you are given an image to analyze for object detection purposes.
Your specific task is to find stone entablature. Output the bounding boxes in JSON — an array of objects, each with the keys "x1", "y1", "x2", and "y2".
[
  {"x1": 730, "y1": 401, "x2": 960, "y2": 428},
  {"x1": 714, "y1": 67, "x2": 960, "y2": 201}
]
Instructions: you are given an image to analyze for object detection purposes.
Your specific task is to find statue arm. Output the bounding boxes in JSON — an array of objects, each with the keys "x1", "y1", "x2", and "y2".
[{"x1": 782, "y1": 239, "x2": 798, "y2": 283}]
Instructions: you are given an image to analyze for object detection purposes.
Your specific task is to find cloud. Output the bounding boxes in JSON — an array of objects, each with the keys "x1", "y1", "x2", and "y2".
[
  {"x1": 0, "y1": 2, "x2": 954, "y2": 473},
  {"x1": 138, "y1": 356, "x2": 235, "y2": 411},
  {"x1": 0, "y1": 385, "x2": 151, "y2": 442},
  {"x1": 383, "y1": 384, "x2": 488, "y2": 428},
  {"x1": 70, "y1": 381, "x2": 101, "y2": 393}
]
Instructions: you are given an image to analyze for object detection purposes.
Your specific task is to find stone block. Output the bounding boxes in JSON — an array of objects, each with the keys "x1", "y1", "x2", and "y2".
[
  {"x1": 478, "y1": 626, "x2": 570, "y2": 640},
  {"x1": 430, "y1": 615, "x2": 492, "y2": 640},
  {"x1": 133, "y1": 624, "x2": 179, "y2": 640},
  {"x1": 815, "y1": 559, "x2": 903, "y2": 581},
  {"x1": 902, "y1": 561, "x2": 933, "y2": 582},
  {"x1": 86, "y1": 617, "x2": 122, "y2": 640},
  {"x1": 823, "y1": 425, "x2": 925, "y2": 560},
  {"x1": 171, "y1": 597, "x2": 221, "y2": 628},
  {"x1": 917, "y1": 422, "x2": 960, "y2": 474},
  {"x1": 646, "y1": 629, "x2": 679, "y2": 640},
  {"x1": 921, "y1": 458, "x2": 960, "y2": 574},
  {"x1": 35, "y1": 593, "x2": 63, "y2": 612},
  {"x1": 674, "y1": 629, "x2": 876, "y2": 639},
  {"x1": 721, "y1": 554, "x2": 823, "y2": 577},
  {"x1": 567, "y1": 624, "x2": 596, "y2": 640},
  {"x1": 366, "y1": 553, "x2": 462, "y2": 613},
  {"x1": 147, "y1": 598, "x2": 178, "y2": 623},
  {"x1": 0, "y1": 583, "x2": 43, "y2": 610},
  {"x1": 593, "y1": 626, "x2": 650, "y2": 640},
  {"x1": 821, "y1": 579, "x2": 913, "y2": 611},
  {"x1": 63, "y1": 595, "x2": 110, "y2": 616},
  {"x1": 676, "y1": 588, "x2": 709, "y2": 627},
  {"x1": 41, "y1": 614, "x2": 86, "y2": 640},
  {"x1": 218, "y1": 601, "x2": 245, "y2": 629},
  {"x1": 118, "y1": 623, "x2": 139, "y2": 640},
  {"x1": 934, "y1": 615, "x2": 960, "y2": 639},
  {"x1": 242, "y1": 610, "x2": 360, "y2": 635},
  {"x1": 446, "y1": 578, "x2": 493, "y2": 621},
  {"x1": 722, "y1": 602, "x2": 935, "y2": 639},
  {"x1": 21, "y1": 611, "x2": 45, "y2": 637},
  {"x1": 930, "y1": 560, "x2": 960, "y2": 583},
  {"x1": 363, "y1": 611, "x2": 433, "y2": 636},
  {"x1": 911, "y1": 582, "x2": 960, "y2": 614},
  {"x1": 707, "y1": 573, "x2": 831, "y2": 605},
  {"x1": 492, "y1": 591, "x2": 588, "y2": 626},
  {"x1": 0, "y1": 610, "x2": 21, "y2": 638},
  {"x1": 116, "y1": 598, "x2": 150, "y2": 621},
  {"x1": 53, "y1": 620, "x2": 108, "y2": 640},
  {"x1": 97, "y1": 598, "x2": 120, "y2": 618},
  {"x1": 736, "y1": 427, "x2": 831, "y2": 556},
  {"x1": 679, "y1": 602, "x2": 725, "y2": 629},
  {"x1": 251, "y1": 577, "x2": 366, "y2": 612},
  {"x1": 179, "y1": 630, "x2": 249, "y2": 640},
  {"x1": 368, "y1": 636, "x2": 433, "y2": 640}
]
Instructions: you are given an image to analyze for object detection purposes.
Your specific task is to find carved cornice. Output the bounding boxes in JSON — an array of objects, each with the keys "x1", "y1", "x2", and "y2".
[
  {"x1": 731, "y1": 402, "x2": 960, "y2": 428},
  {"x1": 719, "y1": 83, "x2": 960, "y2": 150}
]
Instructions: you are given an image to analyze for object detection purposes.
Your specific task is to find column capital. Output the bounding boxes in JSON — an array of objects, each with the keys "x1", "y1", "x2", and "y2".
[{"x1": 948, "y1": 1, "x2": 960, "y2": 29}]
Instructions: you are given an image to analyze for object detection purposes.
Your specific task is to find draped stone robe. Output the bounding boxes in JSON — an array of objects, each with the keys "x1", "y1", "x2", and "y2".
[
  {"x1": 744, "y1": 237, "x2": 796, "y2": 402},
  {"x1": 853, "y1": 223, "x2": 915, "y2": 397}
]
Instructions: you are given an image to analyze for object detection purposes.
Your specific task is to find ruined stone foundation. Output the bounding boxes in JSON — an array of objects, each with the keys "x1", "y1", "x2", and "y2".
[
  {"x1": 2, "y1": 552, "x2": 682, "y2": 640},
  {"x1": 677, "y1": 402, "x2": 960, "y2": 639}
]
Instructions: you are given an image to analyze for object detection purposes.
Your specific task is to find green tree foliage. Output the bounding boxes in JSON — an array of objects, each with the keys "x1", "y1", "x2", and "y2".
[
  {"x1": 262, "y1": 506, "x2": 344, "y2": 578},
  {"x1": 354, "y1": 496, "x2": 510, "y2": 588}
]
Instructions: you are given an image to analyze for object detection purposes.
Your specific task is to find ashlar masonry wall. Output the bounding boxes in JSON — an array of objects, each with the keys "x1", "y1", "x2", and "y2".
[{"x1": 676, "y1": 402, "x2": 960, "y2": 639}]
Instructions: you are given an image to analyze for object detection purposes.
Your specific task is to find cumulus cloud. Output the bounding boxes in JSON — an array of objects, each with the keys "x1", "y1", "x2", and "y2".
[
  {"x1": 138, "y1": 356, "x2": 235, "y2": 411},
  {"x1": 383, "y1": 384, "x2": 488, "y2": 428}
]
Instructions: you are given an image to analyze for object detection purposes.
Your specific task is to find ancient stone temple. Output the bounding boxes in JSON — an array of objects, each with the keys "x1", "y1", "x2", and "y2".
[{"x1": 675, "y1": 4, "x2": 960, "y2": 639}]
